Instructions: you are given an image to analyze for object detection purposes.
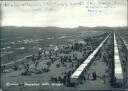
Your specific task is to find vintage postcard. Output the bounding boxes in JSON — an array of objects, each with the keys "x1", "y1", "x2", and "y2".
[{"x1": 0, "y1": 0, "x2": 127, "y2": 91}]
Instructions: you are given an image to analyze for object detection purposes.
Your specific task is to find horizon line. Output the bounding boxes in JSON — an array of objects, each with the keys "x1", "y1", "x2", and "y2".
[{"x1": 1, "y1": 25, "x2": 127, "y2": 28}]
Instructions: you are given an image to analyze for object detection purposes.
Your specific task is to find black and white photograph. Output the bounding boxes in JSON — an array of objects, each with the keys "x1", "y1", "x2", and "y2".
[{"x1": 0, "y1": 0, "x2": 127, "y2": 91}]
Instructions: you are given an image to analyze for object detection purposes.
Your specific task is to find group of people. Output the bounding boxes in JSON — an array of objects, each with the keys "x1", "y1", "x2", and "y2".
[{"x1": 50, "y1": 70, "x2": 72, "y2": 86}]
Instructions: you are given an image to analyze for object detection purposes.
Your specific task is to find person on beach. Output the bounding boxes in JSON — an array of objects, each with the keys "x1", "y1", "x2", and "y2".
[{"x1": 92, "y1": 71, "x2": 97, "y2": 80}]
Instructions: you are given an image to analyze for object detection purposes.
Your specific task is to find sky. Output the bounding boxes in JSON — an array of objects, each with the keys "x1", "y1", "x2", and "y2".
[{"x1": 0, "y1": 0, "x2": 127, "y2": 28}]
